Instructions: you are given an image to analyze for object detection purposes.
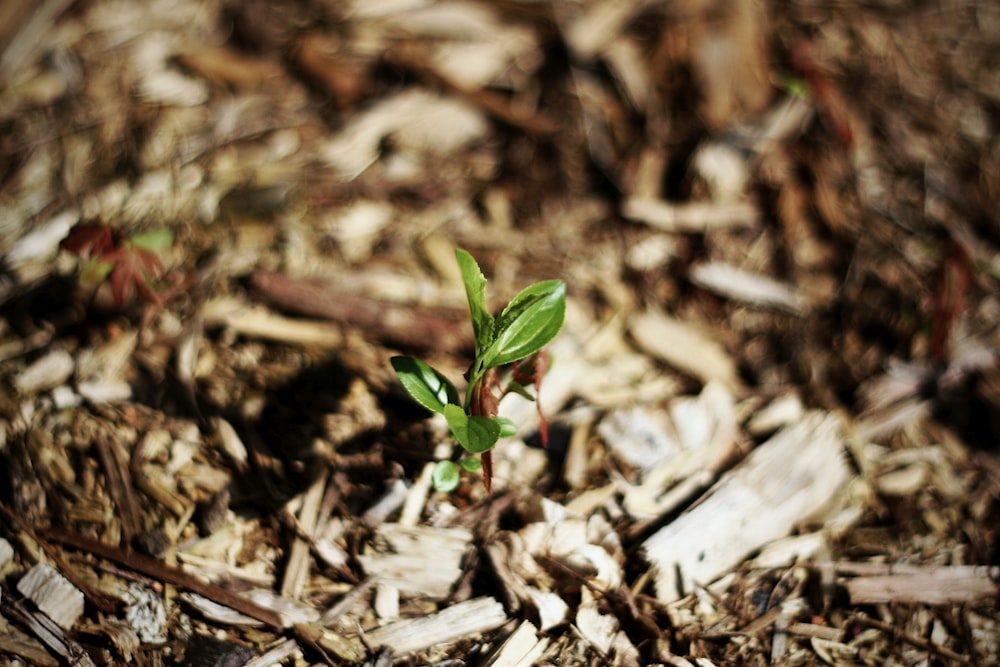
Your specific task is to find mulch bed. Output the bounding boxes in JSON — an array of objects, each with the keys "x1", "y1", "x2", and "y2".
[{"x1": 1, "y1": 1, "x2": 998, "y2": 665}]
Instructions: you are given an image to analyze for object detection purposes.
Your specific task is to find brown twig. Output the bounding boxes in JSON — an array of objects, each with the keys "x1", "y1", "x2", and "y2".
[
  {"x1": 250, "y1": 271, "x2": 472, "y2": 352},
  {"x1": 44, "y1": 528, "x2": 284, "y2": 629},
  {"x1": 0, "y1": 503, "x2": 120, "y2": 613}
]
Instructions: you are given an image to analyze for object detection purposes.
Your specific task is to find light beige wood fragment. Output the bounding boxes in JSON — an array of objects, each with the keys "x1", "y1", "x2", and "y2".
[
  {"x1": 374, "y1": 583, "x2": 400, "y2": 620},
  {"x1": 242, "y1": 639, "x2": 301, "y2": 667},
  {"x1": 746, "y1": 393, "x2": 804, "y2": 435},
  {"x1": 281, "y1": 471, "x2": 327, "y2": 599},
  {"x1": 365, "y1": 596, "x2": 508, "y2": 655},
  {"x1": 629, "y1": 310, "x2": 740, "y2": 390},
  {"x1": 622, "y1": 198, "x2": 760, "y2": 232},
  {"x1": 357, "y1": 523, "x2": 472, "y2": 599},
  {"x1": 690, "y1": 262, "x2": 811, "y2": 314},
  {"x1": 5, "y1": 209, "x2": 77, "y2": 265},
  {"x1": 750, "y1": 532, "x2": 830, "y2": 569},
  {"x1": 843, "y1": 565, "x2": 1000, "y2": 604},
  {"x1": 180, "y1": 589, "x2": 318, "y2": 628},
  {"x1": 399, "y1": 462, "x2": 434, "y2": 527},
  {"x1": 484, "y1": 621, "x2": 549, "y2": 667},
  {"x1": 643, "y1": 412, "x2": 849, "y2": 602},
  {"x1": 0, "y1": 537, "x2": 13, "y2": 567},
  {"x1": 0, "y1": 624, "x2": 60, "y2": 667},
  {"x1": 13, "y1": 349, "x2": 74, "y2": 393},
  {"x1": 17, "y1": 563, "x2": 84, "y2": 630},
  {"x1": 203, "y1": 297, "x2": 343, "y2": 347},
  {"x1": 320, "y1": 89, "x2": 487, "y2": 180}
]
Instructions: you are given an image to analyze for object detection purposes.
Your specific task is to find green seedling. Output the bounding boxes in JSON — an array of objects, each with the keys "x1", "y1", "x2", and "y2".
[
  {"x1": 62, "y1": 224, "x2": 173, "y2": 308},
  {"x1": 392, "y1": 249, "x2": 565, "y2": 493}
]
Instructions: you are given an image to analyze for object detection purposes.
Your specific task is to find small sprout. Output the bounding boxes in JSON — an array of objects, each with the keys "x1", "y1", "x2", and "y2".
[
  {"x1": 62, "y1": 223, "x2": 173, "y2": 308},
  {"x1": 392, "y1": 248, "x2": 565, "y2": 493}
]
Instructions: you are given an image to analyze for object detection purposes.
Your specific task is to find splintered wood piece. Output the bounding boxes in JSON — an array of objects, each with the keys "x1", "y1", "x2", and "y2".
[
  {"x1": 364, "y1": 596, "x2": 508, "y2": 656},
  {"x1": 45, "y1": 529, "x2": 284, "y2": 628},
  {"x1": 242, "y1": 639, "x2": 301, "y2": 667},
  {"x1": 629, "y1": 310, "x2": 740, "y2": 390},
  {"x1": 202, "y1": 296, "x2": 344, "y2": 348},
  {"x1": 622, "y1": 198, "x2": 760, "y2": 232},
  {"x1": 13, "y1": 348, "x2": 74, "y2": 393},
  {"x1": 690, "y1": 262, "x2": 812, "y2": 314},
  {"x1": 0, "y1": 597, "x2": 95, "y2": 667},
  {"x1": 281, "y1": 471, "x2": 327, "y2": 600},
  {"x1": 94, "y1": 430, "x2": 142, "y2": 546},
  {"x1": 357, "y1": 523, "x2": 472, "y2": 600},
  {"x1": 0, "y1": 624, "x2": 59, "y2": 667},
  {"x1": 839, "y1": 564, "x2": 1000, "y2": 604},
  {"x1": 483, "y1": 621, "x2": 549, "y2": 667},
  {"x1": 249, "y1": 271, "x2": 471, "y2": 352},
  {"x1": 16, "y1": 563, "x2": 85, "y2": 630},
  {"x1": 643, "y1": 412, "x2": 849, "y2": 602}
]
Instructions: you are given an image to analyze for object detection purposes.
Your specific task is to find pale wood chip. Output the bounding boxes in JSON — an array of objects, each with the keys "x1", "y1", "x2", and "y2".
[
  {"x1": 281, "y1": 471, "x2": 328, "y2": 600},
  {"x1": 364, "y1": 596, "x2": 508, "y2": 656},
  {"x1": 242, "y1": 639, "x2": 301, "y2": 667},
  {"x1": 643, "y1": 412, "x2": 849, "y2": 602},
  {"x1": 357, "y1": 523, "x2": 472, "y2": 599},
  {"x1": 202, "y1": 296, "x2": 344, "y2": 348},
  {"x1": 623, "y1": 198, "x2": 760, "y2": 232},
  {"x1": 483, "y1": 620, "x2": 549, "y2": 667},
  {"x1": 842, "y1": 564, "x2": 1000, "y2": 604},
  {"x1": 690, "y1": 262, "x2": 812, "y2": 314},
  {"x1": 17, "y1": 563, "x2": 85, "y2": 630},
  {"x1": 629, "y1": 310, "x2": 740, "y2": 390},
  {"x1": 13, "y1": 349, "x2": 74, "y2": 394},
  {"x1": 5, "y1": 209, "x2": 78, "y2": 266}
]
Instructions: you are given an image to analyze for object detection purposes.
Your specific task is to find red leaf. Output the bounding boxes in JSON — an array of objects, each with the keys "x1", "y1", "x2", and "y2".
[{"x1": 62, "y1": 224, "x2": 114, "y2": 258}]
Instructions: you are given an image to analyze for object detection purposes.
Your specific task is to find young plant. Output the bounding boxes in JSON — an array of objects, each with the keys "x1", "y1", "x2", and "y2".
[
  {"x1": 62, "y1": 223, "x2": 173, "y2": 308},
  {"x1": 392, "y1": 249, "x2": 565, "y2": 493}
]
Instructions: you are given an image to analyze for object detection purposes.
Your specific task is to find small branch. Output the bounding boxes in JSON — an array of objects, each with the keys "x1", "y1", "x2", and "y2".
[
  {"x1": 44, "y1": 528, "x2": 284, "y2": 629},
  {"x1": 250, "y1": 271, "x2": 471, "y2": 352}
]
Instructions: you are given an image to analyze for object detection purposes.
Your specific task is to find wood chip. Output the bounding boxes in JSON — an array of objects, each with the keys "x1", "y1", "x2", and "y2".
[
  {"x1": 629, "y1": 310, "x2": 740, "y2": 390},
  {"x1": 690, "y1": 262, "x2": 812, "y2": 314},
  {"x1": 202, "y1": 296, "x2": 344, "y2": 348},
  {"x1": 357, "y1": 523, "x2": 473, "y2": 599},
  {"x1": 643, "y1": 412, "x2": 849, "y2": 602},
  {"x1": 622, "y1": 198, "x2": 760, "y2": 232},
  {"x1": 16, "y1": 563, "x2": 85, "y2": 630},
  {"x1": 841, "y1": 564, "x2": 1000, "y2": 605},
  {"x1": 483, "y1": 620, "x2": 549, "y2": 667},
  {"x1": 364, "y1": 596, "x2": 508, "y2": 656},
  {"x1": 13, "y1": 349, "x2": 74, "y2": 393}
]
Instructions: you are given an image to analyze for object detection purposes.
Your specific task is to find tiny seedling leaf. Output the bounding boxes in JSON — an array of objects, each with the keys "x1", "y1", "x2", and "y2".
[
  {"x1": 443, "y1": 404, "x2": 501, "y2": 454},
  {"x1": 456, "y1": 249, "x2": 495, "y2": 355},
  {"x1": 391, "y1": 356, "x2": 460, "y2": 414},
  {"x1": 496, "y1": 417, "x2": 518, "y2": 437},
  {"x1": 432, "y1": 461, "x2": 461, "y2": 492},
  {"x1": 129, "y1": 228, "x2": 174, "y2": 255},
  {"x1": 483, "y1": 280, "x2": 565, "y2": 368},
  {"x1": 459, "y1": 457, "x2": 482, "y2": 472}
]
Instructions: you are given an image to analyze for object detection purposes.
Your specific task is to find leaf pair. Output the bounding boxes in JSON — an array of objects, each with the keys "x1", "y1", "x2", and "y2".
[
  {"x1": 456, "y1": 249, "x2": 565, "y2": 382},
  {"x1": 389, "y1": 356, "x2": 515, "y2": 457}
]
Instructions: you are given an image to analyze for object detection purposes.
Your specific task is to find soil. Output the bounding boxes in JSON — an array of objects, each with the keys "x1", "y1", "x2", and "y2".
[{"x1": 1, "y1": 1, "x2": 998, "y2": 665}]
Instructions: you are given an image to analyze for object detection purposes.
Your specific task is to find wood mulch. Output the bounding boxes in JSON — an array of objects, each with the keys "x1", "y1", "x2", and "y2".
[{"x1": 1, "y1": 1, "x2": 998, "y2": 665}]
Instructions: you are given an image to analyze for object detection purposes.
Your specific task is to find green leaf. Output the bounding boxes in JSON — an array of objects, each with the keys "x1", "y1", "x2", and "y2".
[
  {"x1": 482, "y1": 280, "x2": 565, "y2": 368},
  {"x1": 391, "y1": 356, "x2": 460, "y2": 414},
  {"x1": 505, "y1": 379, "x2": 535, "y2": 402},
  {"x1": 496, "y1": 417, "x2": 518, "y2": 438},
  {"x1": 129, "y1": 228, "x2": 174, "y2": 255},
  {"x1": 459, "y1": 456, "x2": 482, "y2": 472},
  {"x1": 456, "y1": 249, "x2": 495, "y2": 355},
  {"x1": 432, "y1": 461, "x2": 460, "y2": 492},
  {"x1": 443, "y1": 404, "x2": 501, "y2": 454}
]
